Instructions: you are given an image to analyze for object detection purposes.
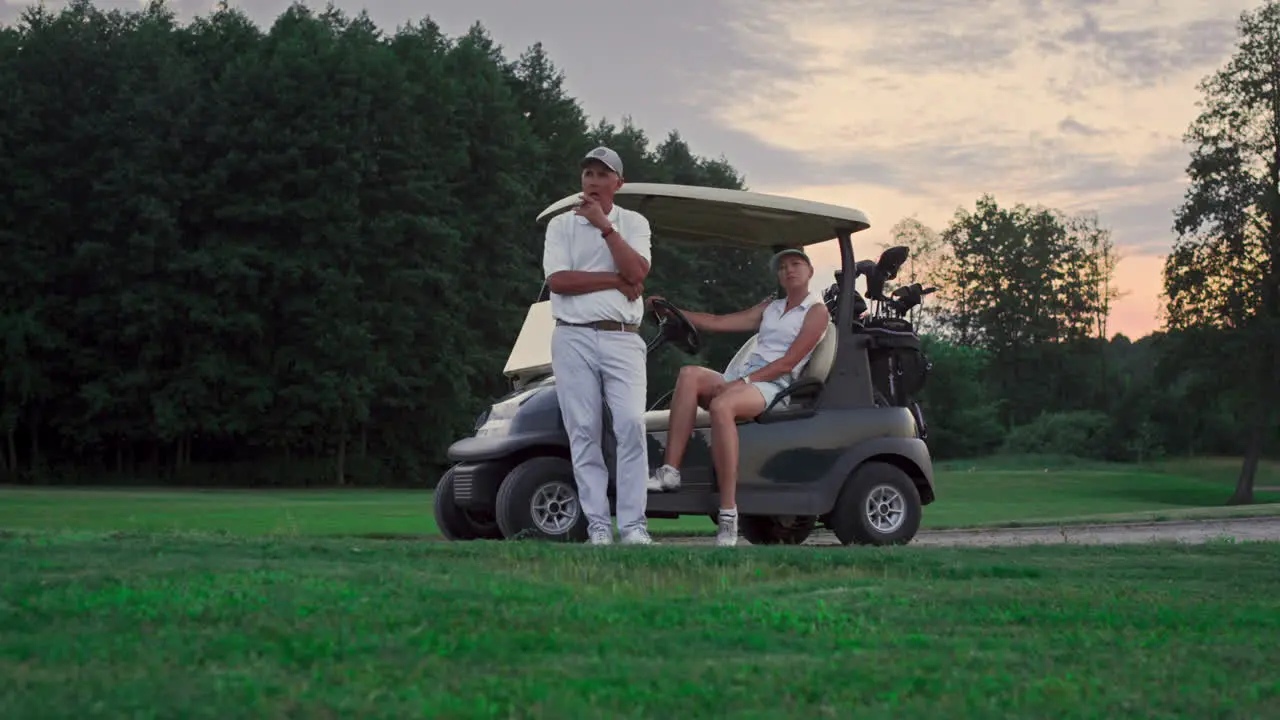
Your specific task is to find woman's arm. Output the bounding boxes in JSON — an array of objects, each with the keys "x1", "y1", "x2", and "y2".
[
  {"x1": 684, "y1": 300, "x2": 769, "y2": 333},
  {"x1": 647, "y1": 296, "x2": 769, "y2": 334},
  {"x1": 738, "y1": 305, "x2": 830, "y2": 384}
]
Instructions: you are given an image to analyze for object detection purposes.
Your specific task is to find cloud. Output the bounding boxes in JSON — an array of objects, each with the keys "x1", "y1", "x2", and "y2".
[
  {"x1": 709, "y1": 1, "x2": 1250, "y2": 269},
  {"x1": 1058, "y1": 10, "x2": 1241, "y2": 85},
  {"x1": 2, "y1": 0, "x2": 1264, "y2": 339},
  {"x1": 1059, "y1": 116, "x2": 1104, "y2": 135}
]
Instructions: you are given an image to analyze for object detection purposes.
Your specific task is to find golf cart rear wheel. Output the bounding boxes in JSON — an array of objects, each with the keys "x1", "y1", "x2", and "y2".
[
  {"x1": 828, "y1": 461, "x2": 922, "y2": 546},
  {"x1": 495, "y1": 456, "x2": 588, "y2": 542},
  {"x1": 740, "y1": 515, "x2": 817, "y2": 545},
  {"x1": 434, "y1": 467, "x2": 503, "y2": 541}
]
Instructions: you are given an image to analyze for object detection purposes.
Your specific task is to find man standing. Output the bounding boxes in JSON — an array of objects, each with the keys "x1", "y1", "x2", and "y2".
[{"x1": 542, "y1": 146, "x2": 654, "y2": 545}]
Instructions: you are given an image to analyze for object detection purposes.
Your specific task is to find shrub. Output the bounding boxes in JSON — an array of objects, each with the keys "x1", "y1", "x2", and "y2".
[{"x1": 1000, "y1": 411, "x2": 1111, "y2": 460}]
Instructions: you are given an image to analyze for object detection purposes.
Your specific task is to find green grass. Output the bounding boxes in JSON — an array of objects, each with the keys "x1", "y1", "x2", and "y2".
[
  {"x1": 1, "y1": 455, "x2": 1277, "y2": 538},
  {"x1": 2, "y1": 532, "x2": 1278, "y2": 717},
  {"x1": 4, "y1": 456, "x2": 1280, "y2": 716},
  {"x1": 924, "y1": 455, "x2": 1280, "y2": 528}
]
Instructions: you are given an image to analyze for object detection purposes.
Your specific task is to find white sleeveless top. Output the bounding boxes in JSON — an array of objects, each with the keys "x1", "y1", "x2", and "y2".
[{"x1": 746, "y1": 293, "x2": 822, "y2": 381}]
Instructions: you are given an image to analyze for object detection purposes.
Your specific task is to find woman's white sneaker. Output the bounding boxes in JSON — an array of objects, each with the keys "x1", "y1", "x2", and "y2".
[
  {"x1": 716, "y1": 508, "x2": 739, "y2": 547},
  {"x1": 646, "y1": 464, "x2": 682, "y2": 492}
]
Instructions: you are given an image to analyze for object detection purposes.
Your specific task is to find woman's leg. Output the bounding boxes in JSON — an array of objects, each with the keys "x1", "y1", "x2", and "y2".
[
  {"x1": 706, "y1": 383, "x2": 768, "y2": 510},
  {"x1": 663, "y1": 365, "x2": 725, "y2": 468}
]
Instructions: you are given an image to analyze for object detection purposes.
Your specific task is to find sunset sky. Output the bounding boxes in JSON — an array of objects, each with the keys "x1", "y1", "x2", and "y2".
[{"x1": 6, "y1": 0, "x2": 1258, "y2": 339}]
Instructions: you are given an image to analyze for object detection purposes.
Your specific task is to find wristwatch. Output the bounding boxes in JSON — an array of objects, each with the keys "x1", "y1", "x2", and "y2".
[{"x1": 601, "y1": 225, "x2": 616, "y2": 238}]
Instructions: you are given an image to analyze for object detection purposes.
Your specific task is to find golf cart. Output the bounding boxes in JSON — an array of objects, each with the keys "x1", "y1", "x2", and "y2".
[{"x1": 434, "y1": 183, "x2": 936, "y2": 546}]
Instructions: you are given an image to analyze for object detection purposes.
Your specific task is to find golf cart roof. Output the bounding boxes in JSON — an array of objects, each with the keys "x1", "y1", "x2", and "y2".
[{"x1": 535, "y1": 183, "x2": 871, "y2": 250}]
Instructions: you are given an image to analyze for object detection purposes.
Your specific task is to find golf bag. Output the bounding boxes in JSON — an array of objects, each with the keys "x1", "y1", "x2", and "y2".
[{"x1": 863, "y1": 318, "x2": 931, "y2": 408}]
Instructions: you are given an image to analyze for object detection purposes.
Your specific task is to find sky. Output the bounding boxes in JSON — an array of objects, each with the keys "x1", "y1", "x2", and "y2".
[{"x1": 4, "y1": 0, "x2": 1260, "y2": 339}]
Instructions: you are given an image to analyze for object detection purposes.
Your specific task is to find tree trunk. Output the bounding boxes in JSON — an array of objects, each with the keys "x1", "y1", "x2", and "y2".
[
  {"x1": 1228, "y1": 423, "x2": 1262, "y2": 505},
  {"x1": 1230, "y1": 357, "x2": 1275, "y2": 506},
  {"x1": 28, "y1": 405, "x2": 40, "y2": 474},
  {"x1": 335, "y1": 434, "x2": 347, "y2": 486}
]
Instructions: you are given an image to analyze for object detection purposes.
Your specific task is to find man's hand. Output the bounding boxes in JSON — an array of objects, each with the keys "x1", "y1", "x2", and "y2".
[
  {"x1": 574, "y1": 194, "x2": 611, "y2": 230},
  {"x1": 618, "y1": 275, "x2": 643, "y2": 301}
]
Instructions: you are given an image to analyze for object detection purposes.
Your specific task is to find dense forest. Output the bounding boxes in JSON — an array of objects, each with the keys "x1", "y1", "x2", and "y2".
[{"x1": 1, "y1": 1, "x2": 1278, "y2": 495}]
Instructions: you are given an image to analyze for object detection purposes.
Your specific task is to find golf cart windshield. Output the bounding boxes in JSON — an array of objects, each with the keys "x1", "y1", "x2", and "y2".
[{"x1": 503, "y1": 184, "x2": 871, "y2": 385}]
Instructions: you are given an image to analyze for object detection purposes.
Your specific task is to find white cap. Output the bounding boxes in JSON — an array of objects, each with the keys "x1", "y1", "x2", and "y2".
[
  {"x1": 581, "y1": 146, "x2": 624, "y2": 177},
  {"x1": 769, "y1": 248, "x2": 812, "y2": 274}
]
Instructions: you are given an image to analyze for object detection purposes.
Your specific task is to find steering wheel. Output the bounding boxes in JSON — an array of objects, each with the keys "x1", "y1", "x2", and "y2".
[{"x1": 648, "y1": 298, "x2": 701, "y2": 355}]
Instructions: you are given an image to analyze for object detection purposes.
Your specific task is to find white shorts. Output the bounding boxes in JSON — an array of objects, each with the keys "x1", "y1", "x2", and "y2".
[{"x1": 721, "y1": 356, "x2": 791, "y2": 409}]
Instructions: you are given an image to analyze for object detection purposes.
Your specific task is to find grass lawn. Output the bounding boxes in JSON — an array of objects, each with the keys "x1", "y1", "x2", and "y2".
[
  {"x1": 1, "y1": 455, "x2": 1277, "y2": 538},
  {"x1": 2, "y1": 533, "x2": 1278, "y2": 717},
  {"x1": 925, "y1": 454, "x2": 1280, "y2": 528}
]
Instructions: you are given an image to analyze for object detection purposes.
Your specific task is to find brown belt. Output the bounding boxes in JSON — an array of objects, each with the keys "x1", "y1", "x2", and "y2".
[{"x1": 556, "y1": 319, "x2": 640, "y2": 333}]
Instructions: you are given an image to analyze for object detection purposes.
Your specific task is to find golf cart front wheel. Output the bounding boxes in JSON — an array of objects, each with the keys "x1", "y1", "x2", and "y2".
[
  {"x1": 433, "y1": 467, "x2": 503, "y2": 541},
  {"x1": 740, "y1": 515, "x2": 817, "y2": 545},
  {"x1": 828, "y1": 461, "x2": 922, "y2": 546},
  {"x1": 495, "y1": 456, "x2": 588, "y2": 542}
]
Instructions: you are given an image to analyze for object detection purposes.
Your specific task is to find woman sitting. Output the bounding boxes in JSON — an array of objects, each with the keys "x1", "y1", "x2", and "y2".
[{"x1": 645, "y1": 248, "x2": 830, "y2": 547}]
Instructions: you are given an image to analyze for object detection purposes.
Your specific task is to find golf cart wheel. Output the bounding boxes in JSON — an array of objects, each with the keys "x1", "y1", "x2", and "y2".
[
  {"x1": 740, "y1": 515, "x2": 817, "y2": 545},
  {"x1": 433, "y1": 467, "x2": 503, "y2": 541},
  {"x1": 495, "y1": 457, "x2": 588, "y2": 542},
  {"x1": 828, "y1": 461, "x2": 922, "y2": 546}
]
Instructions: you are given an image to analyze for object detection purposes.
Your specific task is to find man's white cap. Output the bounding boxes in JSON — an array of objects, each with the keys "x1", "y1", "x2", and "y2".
[{"x1": 581, "y1": 146, "x2": 624, "y2": 177}]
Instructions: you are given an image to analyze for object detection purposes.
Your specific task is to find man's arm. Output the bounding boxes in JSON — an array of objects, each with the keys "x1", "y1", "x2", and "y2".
[
  {"x1": 544, "y1": 215, "x2": 617, "y2": 296},
  {"x1": 544, "y1": 213, "x2": 641, "y2": 298},
  {"x1": 739, "y1": 305, "x2": 830, "y2": 384},
  {"x1": 601, "y1": 214, "x2": 651, "y2": 285},
  {"x1": 547, "y1": 271, "x2": 628, "y2": 296}
]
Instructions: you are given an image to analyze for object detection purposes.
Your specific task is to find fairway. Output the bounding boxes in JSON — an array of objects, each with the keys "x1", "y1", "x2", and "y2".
[
  {"x1": 2, "y1": 455, "x2": 1277, "y2": 538},
  {"x1": 4, "y1": 455, "x2": 1280, "y2": 717},
  {"x1": 2, "y1": 532, "x2": 1278, "y2": 717}
]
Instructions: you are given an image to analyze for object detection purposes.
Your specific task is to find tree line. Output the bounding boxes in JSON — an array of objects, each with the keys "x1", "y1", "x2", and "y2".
[
  {"x1": 1, "y1": 1, "x2": 1277, "y2": 498},
  {"x1": 0, "y1": 0, "x2": 763, "y2": 487},
  {"x1": 892, "y1": 201, "x2": 1225, "y2": 469}
]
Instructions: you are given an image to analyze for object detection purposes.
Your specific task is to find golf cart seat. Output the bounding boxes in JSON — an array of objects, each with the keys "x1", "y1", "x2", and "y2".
[{"x1": 642, "y1": 321, "x2": 837, "y2": 432}]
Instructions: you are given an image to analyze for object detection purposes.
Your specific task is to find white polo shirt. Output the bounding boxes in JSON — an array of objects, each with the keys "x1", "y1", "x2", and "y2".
[
  {"x1": 542, "y1": 204, "x2": 652, "y2": 325},
  {"x1": 747, "y1": 293, "x2": 823, "y2": 380}
]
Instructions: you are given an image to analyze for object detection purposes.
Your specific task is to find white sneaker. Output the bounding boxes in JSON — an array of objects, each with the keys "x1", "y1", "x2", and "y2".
[
  {"x1": 646, "y1": 464, "x2": 682, "y2": 493},
  {"x1": 588, "y1": 526, "x2": 613, "y2": 545},
  {"x1": 621, "y1": 527, "x2": 656, "y2": 545},
  {"x1": 716, "y1": 509, "x2": 739, "y2": 547}
]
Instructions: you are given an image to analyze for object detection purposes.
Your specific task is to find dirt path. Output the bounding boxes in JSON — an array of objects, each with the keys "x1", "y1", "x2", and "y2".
[{"x1": 665, "y1": 516, "x2": 1280, "y2": 547}]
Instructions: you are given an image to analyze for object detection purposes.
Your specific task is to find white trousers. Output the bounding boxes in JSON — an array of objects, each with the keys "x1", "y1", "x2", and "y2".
[{"x1": 550, "y1": 325, "x2": 649, "y2": 534}]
